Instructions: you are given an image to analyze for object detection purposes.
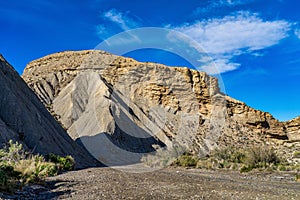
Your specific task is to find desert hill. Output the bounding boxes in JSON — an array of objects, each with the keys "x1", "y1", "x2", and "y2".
[{"x1": 21, "y1": 50, "x2": 300, "y2": 166}]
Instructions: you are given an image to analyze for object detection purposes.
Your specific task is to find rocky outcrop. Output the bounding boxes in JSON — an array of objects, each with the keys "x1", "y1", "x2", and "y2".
[
  {"x1": 284, "y1": 117, "x2": 300, "y2": 141},
  {"x1": 0, "y1": 54, "x2": 99, "y2": 168},
  {"x1": 22, "y1": 50, "x2": 299, "y2": 165}
]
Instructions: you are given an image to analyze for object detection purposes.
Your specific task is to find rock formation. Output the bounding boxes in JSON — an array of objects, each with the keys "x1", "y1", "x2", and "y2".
[
  {"x1": 284, "y1": 116, "x2": 300, "y2": 141},
  {"x1": 0, "y1": 54, "x2": 99, "y2": 168},
  {"x1": 22, "y1": 50, "x2": 300, "y2": 165}
]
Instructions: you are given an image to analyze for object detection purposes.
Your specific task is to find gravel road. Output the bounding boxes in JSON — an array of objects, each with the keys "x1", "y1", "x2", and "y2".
[{"x1": 1, "y1": 167, "x2": 299, "y2": 200}]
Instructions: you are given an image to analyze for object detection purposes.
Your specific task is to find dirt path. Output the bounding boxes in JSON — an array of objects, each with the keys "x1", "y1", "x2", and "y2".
[{"x1": 1, "y1": 167, "x2": 300, "y2": 199}]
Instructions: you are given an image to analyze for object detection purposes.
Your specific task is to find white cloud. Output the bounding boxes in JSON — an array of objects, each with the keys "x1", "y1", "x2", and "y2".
[
  {"x1": 172, "y1": 11, "x2": 291, "y2": 74},
  {"x1": 223, "y1": 0, "x2": 251, "y2": 6},
  {"x1": 176, "y1": 12, "x2": 290, "y2": 54},
  {"x1": 251, "y1": 52, "x2": 264, "y2": 57},
  {"x1": 295, "y1": 29, "x2": 300, "y2": 39},
  {"x1": 201, "y1": 59, "x2": 240, "y2": 74},
  {"x1": 194, "y1": 0, "x2": 254, "y2": 15},
  {"x1": 103, "y1": 9, "x2": 137, "y2": 31}
]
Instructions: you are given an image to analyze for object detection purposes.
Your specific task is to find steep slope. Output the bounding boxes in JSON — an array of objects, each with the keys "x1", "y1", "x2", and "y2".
[
  {"x1": 22, "y1": 50, "x2": 299, "y2": 165},
  {"x1": 0, "y1": 54, "x2": 99, "y2": 168}
]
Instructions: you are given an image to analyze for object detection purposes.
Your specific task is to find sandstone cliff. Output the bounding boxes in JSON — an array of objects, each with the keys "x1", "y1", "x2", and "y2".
[
  {"x1": 0, "y1": 54, "x2": 99, "y2": 168},
  {"x1": 284, "y1": 116, "x2": 300, "y2": 141},
  {"x1": 22, "y1": 50, "x2": 300, "y2": 165}
]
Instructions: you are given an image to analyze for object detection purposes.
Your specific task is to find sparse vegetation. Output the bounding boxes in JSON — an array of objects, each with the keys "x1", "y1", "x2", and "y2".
[
  {"x1": 0, "y1": 140, "x2": 75, "y2": 193},
  {"x1": 241, "y1": 146, "x2": 280, "y2": 171},
  {"x1": 141, "y1": 145, "x2": 186, "y2": 168},
  {"x1": 174, "y1": 145, "x2": 300, "y2": 174},
  {"x1": 45, "y1": 153, "x2": 75, "y2": 171},
  {"x1": 293, "y1": 151, "x2": 300, "y2": 158},
  {"x1": 296, "y1": 174, "x2": 300, "y2": 182},
  {"x1": 173, "y1": 153, "x2": 198, "y2": 167}
]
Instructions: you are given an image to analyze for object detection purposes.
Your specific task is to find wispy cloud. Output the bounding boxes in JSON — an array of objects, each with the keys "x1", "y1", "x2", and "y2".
[
  {"x1": 223, "y1": 0, "x2": 252, "y2": 6},
  {"x1": 95, "y1": 24, "x2": 107, "y2": 36},
  {"x1": 103, "y1": 9, "x2": 138, "y2": 31},
  {"x1": 251, "y1": 52, "x2": 265, "y2": 57},
  {"x1": 295, "y1": 29, "x2": 300, "y2": 39},
  {"x1": 193, "y1": 0, "x2": 254, "y2": 15},
  {"x1": 96, "y1": 9, "x2": 140, "y2": 40},
  {"x1": 172, "y1": 11, "x2": 291, "y2": 74},
  {"x1": 95, "y1": 9, "x2": 142, "y2": 45}
]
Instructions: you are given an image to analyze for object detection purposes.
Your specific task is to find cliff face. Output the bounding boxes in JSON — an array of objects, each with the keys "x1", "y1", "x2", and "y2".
[
  {"x1": 0, "y1": 54, "x2": 99, "y2": 168},
  {"x1": 22, "y1": 50, "x2": 300, "y2": 165},
  {"x1": 284, "y1": 116, "x2": 300, "y2": 141}
]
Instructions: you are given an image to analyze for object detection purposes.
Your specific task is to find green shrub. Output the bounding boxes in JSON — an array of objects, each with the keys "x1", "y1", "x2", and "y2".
[
  {"x1": 293, "y1": 151, "x2": 300, "y2": 158},
  {"x1": 244, "y1": 146, "x2": 280, "y2": 169},
  {"x1": 296, "y1": 174, "x2": 300, "y2": 182},
  {"x1": 45, "y1": 154, "x2": 75, "y2": 171},
  {"x1": 0, "y1": 140, "x2": 75, "y2": 193},
  {"x1": 141, "y1": 145, "x2": 186, "y2": 168},
  {"x1": 172, "y1": 145, "x2": 297, "y2": 174},
  {"x1": 14, "y1": 156, "x2": 58, "y2": 184},
  {"x1": 174, "y1": 153, "x2": 198, "y2": 167},
  {"x1": 211, "y1": 146, "x2": 246, "y2": 164},
  {"x1": 207, "y1": 146, "x2": 283, "y2": 172},
  {"x1": 177, "y1": 145, "x2": 294, "y2": 173},
  {"x1": 240, "y1": 165, "x2": 253, "y2": 173},
  {"x1": 0, "y1": 164, "x2": 21, "y2": 192},
  {"x1": 278, "y1": 164, "x2": 287, "y2": 171},
  {"x1": 0, "y1": 140, "x2": 25, "y2": 165}
]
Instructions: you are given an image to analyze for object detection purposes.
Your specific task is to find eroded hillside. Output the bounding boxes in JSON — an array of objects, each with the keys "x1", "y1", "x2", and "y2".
[
  {"x1": 0, "y1": 54, "x2": 99, "y2": 168},
  {"x1": 22, "y1": 50, "x2": 300, "y2": 165}
]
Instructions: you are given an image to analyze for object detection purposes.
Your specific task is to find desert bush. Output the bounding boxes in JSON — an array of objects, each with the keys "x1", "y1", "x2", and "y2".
[
  {"x1": 0, "y1": 140, "x2": 26, "y2": 165},
  {"x1": 296, "y1": 174, "x2": 300, "y2": 182},
  {"x1": 211, "y1": 146, "x2": 245, "y2": 164},
  {"x1": 142, "y1": 145, "x2": 186, "y2": 168},
  {"x1": 0, "y1": 164, "x2": 21, "y2": 192},
  {"x1": 207, "y1": 145, "x2": 282, "y2": 172},
  {"x1": 277, "y1": 162, "x2": 300, "y2": 172},
  {"x1": 198, "y1": 146, "x2": 247, "y2": 170},
  {"x1": 243, "y1": 146, "x2": 280, "y2": 169},
  {"x1": 176, "y1": 145, "x2": 292, "y2": 173},
  {"x1": 45, "y1": 153, "x2": 75, "y2": 171},
  {"x1": 164, "y1": 145, "x2": 297, "y2": 174},
  {"x1": 174, "y1": 153, "x2": 198, "y2": 167},
  {"x1": 0, "y1": 140, "x2": 74, "y2": 193},
  {"x1": 293, "y1": 151, "x2": 300, "y2": 158},
  {"x1": 14, "y1": 156, "x2": 58, "y2": 184}
]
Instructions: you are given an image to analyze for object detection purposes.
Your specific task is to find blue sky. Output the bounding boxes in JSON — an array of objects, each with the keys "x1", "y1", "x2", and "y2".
[{"x1": 1, "y1": 0, "x2": 300, "y2": 121}]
